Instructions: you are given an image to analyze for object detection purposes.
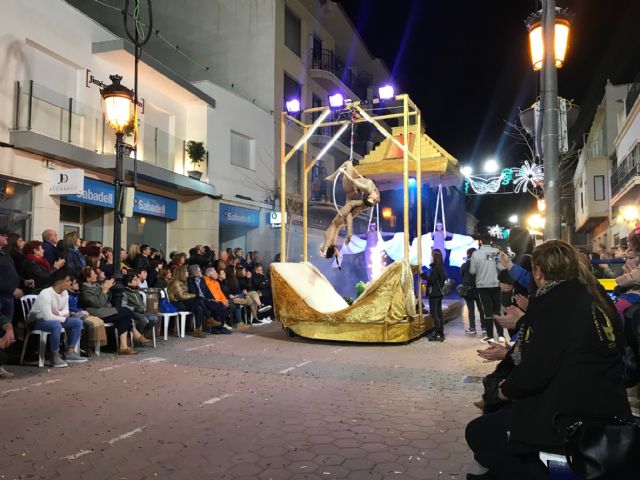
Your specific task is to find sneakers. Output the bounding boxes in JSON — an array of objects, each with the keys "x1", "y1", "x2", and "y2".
[
  {"x1": 237, "y1": 323, "x2": 251, "y2": 330},
  {"x1": 223, "y1": 324, "x2": 233, "y2": 331},
  {"x1": 480, "y1": 336, "x2": 492, "y2": 343},
  {"x1": 261, "y1": 317, "x2": 273, "y2": 324},
  {"x1": 465, "y1": 328, "x2": 477, "y2": 335},
  {"x1": 258, "y1": 305, "x2": 272, "y2": 313},
  {"x1": 498, "y1": 336, "x2": 506, "y2": 344},
  {"x1": 0, "y1": 366, "x2": 15, "y2": 378},
  {"x1": 51, "y1": 354, "x2": 68, "y2": 368},
  {"x1": 65, "y1": 352, "x2": 88, "y2": 363},
  {"x1": 216, "y1": 327, "x2": 232, "y2": 335}
]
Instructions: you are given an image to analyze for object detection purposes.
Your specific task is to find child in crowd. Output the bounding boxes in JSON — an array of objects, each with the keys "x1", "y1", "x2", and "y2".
[
  {"x1": 68, "y1": 277, "x2": 106, "y2": 356},
  {"x1": 123, "y1": 273, "x2": 157, "y2": 342},
  {"x1": 497, "y1": 269, "x2": 517, "y2": 341},
  {"x1": 615, "y1": 225, "x2": 640, "y2": 318}
]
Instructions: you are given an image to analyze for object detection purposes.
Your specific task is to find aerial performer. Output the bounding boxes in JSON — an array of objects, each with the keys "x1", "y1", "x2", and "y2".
[{"x1": 320, "y1": 161, "x2": 380, "y2": 261}]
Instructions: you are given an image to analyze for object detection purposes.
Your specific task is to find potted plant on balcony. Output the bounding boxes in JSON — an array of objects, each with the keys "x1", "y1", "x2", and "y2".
[{"x1": 186, "y1": 140, "x2": 206, "y2": 180}]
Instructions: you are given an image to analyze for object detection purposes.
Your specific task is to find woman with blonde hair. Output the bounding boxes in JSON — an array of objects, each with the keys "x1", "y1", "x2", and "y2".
[
  {"x1": 62, "y1": 231, "x2": 86, "y2": 277},
  {"x1": 167, "y1": 265, "x2": 206, "y2": 337},
  {"x1": 126, "y1": 243, "x2": 140, "y2": 268}
]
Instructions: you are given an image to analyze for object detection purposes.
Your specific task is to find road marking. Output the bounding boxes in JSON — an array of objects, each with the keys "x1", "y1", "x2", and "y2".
[
  {"x1": 201, "y1": 393, "x2": 233, "y2": 405},
  {"x1": 105, "y1": 427, "x2": 146, "y2": 446},
  {"x1": 278, "y1": 360, "x2": 311, "y2": 374},
  {"x1": 98, "y1": 357, "x2": 166, "y2": 372},
  {"x1": 1, "y1": 379, "x2": 61, "y2": 396},
  {"x1": 332, "y1": 348, "x2": 345, "y2": 354},
  {"x1": 244, "y1": 334, "x2": 255, "y2": 338},
  {"x1": 60, "y1": 449, "x2": 93, "y2": 461},
  {"x1": 185, "y1": 343, "x2": 216, "y2": 352}
]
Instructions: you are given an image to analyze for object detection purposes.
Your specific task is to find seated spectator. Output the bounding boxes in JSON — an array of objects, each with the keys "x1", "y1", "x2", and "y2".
[
  {"x1": 126, "y1": 243, "x2": 140, "y2": 268},
  {"x1": 188, "y1": 245, "x2": 210, "y2": 270},
  {"x1": 465, "y1": 240, "x2": 631, "y2": 479},
  {"x1": 167, "y1": 265, "x2": 207, "y2": 337},
  {"x1": 136, "y1": 268, "x2": 149, "y2": 289},
  {"x1": 186, "y1": 265, "x2": 228, "y2": 334},
  {"x1": 0, "y1": 313, "x2": 16, "y2": 378},
  {"x1": 123, "y1": 273, "x2": 157, "y2": 341},
  {"x1": 201, "y1": 267, "x2": 229, "y2": 328},
  {"x1": 217, "y1": 267, "x2": 249, "y2": 327},
  {"x1": 233, "y1": 248, "x2": 247, "y2": 268},
  {"x1": 119, "y1": 248, "x2": 131, "y2": 275},
  {"x1": 79, "y1": 267, "x2": 146, "y2": 354},
  {"x1": 26, "y1": 273, "x2": 87, "y2": 367},
  {"x1": 147, "y1": 260, "x2": 162, "y2": 288},
  {"x1": 615, "y1": 227, "x2": 640, "y2": 318},
  {"x1": 237, "y1": 266, "x2": 271, "y2": 319},
  {"x1": 21, "y1": 240, "x2": 66, "y2": 293},
  {"x1": 7, "y1": 232, "x2": 25, "y2": 273},
  {"x1": 169, "y1": 252, "x2": 187, "y2": 272},
  {"x1": 155, "y1": 267, "x2": 172, "y2": 289},
  {"x1": 67, "y1": 277, "x2": 106, "y2": 356},
  {"x1": 41, "y1": 229, "x2": 60, "y2": 266},
  {"x1": 62, "y1": 231, "x2": 86, "y2": 278},
  {"x1": 134, "y1": 244, "x2": 152, "y2": 272},
  {"x1": 251, "y1": 263, "x2": 273, "y2": 310},
  {"x1": 100, "y1": 247, "x2": 115, "y2": 279}
]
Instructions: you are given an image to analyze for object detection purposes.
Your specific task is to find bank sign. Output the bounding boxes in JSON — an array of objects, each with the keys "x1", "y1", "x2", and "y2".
[
  {"x1": 219, "y1": 204, "x2": 260, "y2": 227},
  {"x1": 64, "y1": 178, "x2": 177, "y2": 220}
]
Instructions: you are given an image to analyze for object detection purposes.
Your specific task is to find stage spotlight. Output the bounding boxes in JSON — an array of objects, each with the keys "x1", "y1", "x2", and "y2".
[
  {"x1": 328, "y1": 93, "x2": 344, "y2": 108},
  {"x1": 460, "y1": 166, "x2": 473, "y2": 176},
  {"x1": 378, "y1": 85, "x2": 394, "y2": 100},
  {"x1": 285, "y1": 98, "x2": 301, "y2": 113}
]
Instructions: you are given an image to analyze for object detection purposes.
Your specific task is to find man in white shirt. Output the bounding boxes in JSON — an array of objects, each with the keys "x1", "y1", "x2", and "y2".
[{"x1": 27, "y1": 273, "x2": 87, "y2": 367}]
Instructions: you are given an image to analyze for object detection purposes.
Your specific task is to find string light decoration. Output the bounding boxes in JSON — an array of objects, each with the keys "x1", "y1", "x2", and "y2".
[
  {"x1": 463, "y1": 161, "x2": 543, "y2": 195},
  {"x1": 488, "y1": 225, "x2": 504, "y2": 239}
]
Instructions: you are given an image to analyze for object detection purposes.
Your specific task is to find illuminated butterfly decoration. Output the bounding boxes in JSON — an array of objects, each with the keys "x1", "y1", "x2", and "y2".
[{"x1": 465, "y1": 173, "x2": 505, "y2": 194}]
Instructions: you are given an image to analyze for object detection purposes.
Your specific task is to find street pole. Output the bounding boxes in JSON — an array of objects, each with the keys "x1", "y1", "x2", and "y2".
[
  {"x1": 542, "y1": 0, "x2": 560, "y2": 240},
  {"x1": 111, "y1": 131, "x2": 125, "y2": 307}
]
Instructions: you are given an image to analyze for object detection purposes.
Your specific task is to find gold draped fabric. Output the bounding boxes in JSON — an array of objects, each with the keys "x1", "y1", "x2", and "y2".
[{"x1": 270, "y1": 260, "x2": 432, "y2": 343}]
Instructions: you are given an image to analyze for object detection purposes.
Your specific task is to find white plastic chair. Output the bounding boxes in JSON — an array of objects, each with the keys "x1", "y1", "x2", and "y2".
[
  {"x1": 158, "y1": 289, "x2": 181, "y2": 340},
  {"x1": 19, "y1": 295, "x2": 74, "y2": 367}
]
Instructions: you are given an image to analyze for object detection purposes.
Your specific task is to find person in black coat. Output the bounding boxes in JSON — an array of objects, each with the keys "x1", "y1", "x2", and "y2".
[
  {"x1": 425, "y1": 249, "x2": 447, "y2": 342},
  {"x1": 460, "y1": 247, "x2": 482, "y2": 335},
  {"x1": 61, "y1": 231, "x2": 86, "y2": 278},
  {"x1": 251, "y1": 263, "x2": 272, "y2": 309},
  {"x1": 0, "y1": 229, "x2": 21, "y2": 320},
  {"x1": 465, "y1": 240, "x2": 631, "y2": 480},
  {"x1": 20, "y1": 241, "x2": 66, "y2": 293}
]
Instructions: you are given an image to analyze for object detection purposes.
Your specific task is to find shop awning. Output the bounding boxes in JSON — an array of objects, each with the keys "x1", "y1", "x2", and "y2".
[{"x1": 356, "y1": 125, "x2": 461, "y2": 190}]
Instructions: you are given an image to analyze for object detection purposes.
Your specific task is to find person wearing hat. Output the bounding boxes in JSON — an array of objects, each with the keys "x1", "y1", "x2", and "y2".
[{"x1": 0, "y1": 227, "x2": 23, "y2": 321}]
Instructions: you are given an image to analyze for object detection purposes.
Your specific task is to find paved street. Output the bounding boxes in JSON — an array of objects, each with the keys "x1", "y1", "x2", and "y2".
[{"x1": 0, "y1": 313, "x2": 492, "y2": 480}]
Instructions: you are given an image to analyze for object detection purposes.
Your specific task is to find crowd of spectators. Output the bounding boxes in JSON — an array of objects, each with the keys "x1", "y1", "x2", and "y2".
[{"x1": 0, "y1": 226, "x2": 273, "y2": 371}]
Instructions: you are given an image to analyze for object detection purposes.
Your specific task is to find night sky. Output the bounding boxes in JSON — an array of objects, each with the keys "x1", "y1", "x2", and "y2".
[{"x1": 336, "y1": 0, "x2": 640, "y2": 229}]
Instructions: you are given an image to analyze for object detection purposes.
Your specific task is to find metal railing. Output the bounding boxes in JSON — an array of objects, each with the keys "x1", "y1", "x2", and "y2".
[
  {"x1": 12, "y1": 80, "x2": 186, "y2": 174},
  {"x1": 310, "y1": 48, "x2": 369, "y2": 100},
  {"x1": 611, "y1": 143, "x2": 640, "y2": 197},
  {"x1": 626, "y1": 71, "x2": 640, "y2": 116}
]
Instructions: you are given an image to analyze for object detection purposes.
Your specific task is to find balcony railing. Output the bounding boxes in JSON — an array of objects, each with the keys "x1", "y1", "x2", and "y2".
[
  {"x1": 13, "y1": 80, "x2": 187, "y2": 174},
  {"x1": 626, "y1": 71, "x2": 640, "y2": 116},
  {"x1": 611, "y1": 143, "x2": 640, "y2": 198},
  {"x1": 310, "y1": 48, "x2": 369, "y2": 100}
]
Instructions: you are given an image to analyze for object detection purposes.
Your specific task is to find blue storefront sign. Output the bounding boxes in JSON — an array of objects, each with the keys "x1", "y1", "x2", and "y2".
[
  {"x1": 64, "y1": 178, "x2": 177, "y2": 220},
  {"x1": 219, "y1": 203, "x2": 260, "y2": 227}
]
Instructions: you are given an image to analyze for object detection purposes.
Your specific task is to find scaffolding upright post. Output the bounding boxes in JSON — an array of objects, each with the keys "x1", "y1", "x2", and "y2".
[
  {"x1": 280, "y1": 112, "x2": 287, "y2": 262},
  {"x1": 302, "y1": 126, "x2": 309, "y2": 262},
  {"x1": 402, "y1": 95, "x2": 410, "y2": 260},
  {"x1": 416, "y1": 111, "x2": 422, "y2": 320}
]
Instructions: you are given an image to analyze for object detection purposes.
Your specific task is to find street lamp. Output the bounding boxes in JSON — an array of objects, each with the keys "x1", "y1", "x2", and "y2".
[
  {"x1": 509, "y1": 215, "x2": 518, "y2": 224},
  {"x1": 526, "y1": 8, "x2": 572, "y2": 71},
  {"x1": 484, "y1": 159, "x2": 499, "y2": 173},
  {"x1": 460, "y1": 165, "x2": 473, "y2": 176},
  {"x1": 100, "y1": 74, "x2": 134, "y2": 307}
]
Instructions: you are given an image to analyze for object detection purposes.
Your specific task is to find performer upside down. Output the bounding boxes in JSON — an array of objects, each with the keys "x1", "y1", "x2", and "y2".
[{"x1": 320, "y1": 161, "x2": 380, "y2": 260}]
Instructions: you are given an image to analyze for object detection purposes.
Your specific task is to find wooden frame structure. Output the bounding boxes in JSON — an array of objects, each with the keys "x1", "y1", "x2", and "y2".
[{"x1": 280, "y1": 94, "x2": 424, "y2": 319}]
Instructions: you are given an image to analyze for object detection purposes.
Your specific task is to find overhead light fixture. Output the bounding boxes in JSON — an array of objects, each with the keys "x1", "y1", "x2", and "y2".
[
  {"x1": 461, "y1": 166, "x2": 473, "y2": 176},
  {"x1": 382, "y1": 207, "x2": 393, "y2": 219},
  {"x1": 378, "y1": 85, "x2": 394, "y2": 100},
  {"x1": 526, "y1": 8, "x2": 572, "y2": 71},
  {"x1": 508, "y1": 215, "x2": 518, "y2": 224},
  {"x1": 285, "y1": 98, "x2": 301, "y2": 113},
  {"x1": 328, "y1": 93, "x2": 344, "y2": 108},
  {"x1": 408, "y1": 177, "x2": 417, "y2": 187},
  {"x1": 100, "y1": 74, "x2": 134, "y2": 134},
  {"x1": 484, "y1": 159, "x2": 499, "y2": 173}
]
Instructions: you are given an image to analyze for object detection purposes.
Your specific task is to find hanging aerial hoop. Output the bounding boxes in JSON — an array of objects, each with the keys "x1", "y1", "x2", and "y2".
[
  {"x1": 432, "y1": 183, "x2": 447, "y2": 236},
  {"x1": 331, "y1": 109, "x2": 361, "y2": 217}
]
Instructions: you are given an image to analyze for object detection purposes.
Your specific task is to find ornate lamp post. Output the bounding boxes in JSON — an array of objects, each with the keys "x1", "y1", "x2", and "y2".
[
  {"x1": 526, "y1": 1, "x2": 572, "y2": 240},
  {"x1": 100, "y1": 74, "x2": 134, "y2": 306}
]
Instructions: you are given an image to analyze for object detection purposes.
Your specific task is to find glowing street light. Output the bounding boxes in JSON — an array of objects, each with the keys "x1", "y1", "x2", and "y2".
[
  {"x1": 382, "y1": 207, "x2": 393, "y2": 219},
  {"x1": 621, "y1": 205, "x2": 639, "y2": 222},
  {"x1": 527, "y1": 214, "x2": 545, "y2": 230},
  {"x1": 100, "y1": 74, "x2": 134, "y2": 134},
  {"x1": 328, "y1": 93, "x2": 344, "y2": 108},
  {"x1": 460, "y1": 165, "x2": 473, "y2": 176},
  {"x1": 526, "y1": 8, "x2": 572, "y2": 71},
  {"x1": 509, "y1": 215, "x2": 518, "y2": 224},
  {"x1": 484, "y1": 159, "x2": 499, "y2": 173}
]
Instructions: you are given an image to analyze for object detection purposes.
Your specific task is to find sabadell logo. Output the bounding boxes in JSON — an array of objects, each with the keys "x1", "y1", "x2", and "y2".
[{"x1": 224, "y1": 210, "x2": 253, "y2": 223}]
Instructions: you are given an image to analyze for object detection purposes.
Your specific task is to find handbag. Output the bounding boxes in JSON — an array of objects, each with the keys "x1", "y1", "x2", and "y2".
[
  {"x1": 456, "y1": 284, "x2": 472, "y2": 298},
  {"x1": 159, "y1": 298, "x2": 177, "y2": 313},
  {"x1": 554, "y1": 414, "x2": 640, "y2": 479}
]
